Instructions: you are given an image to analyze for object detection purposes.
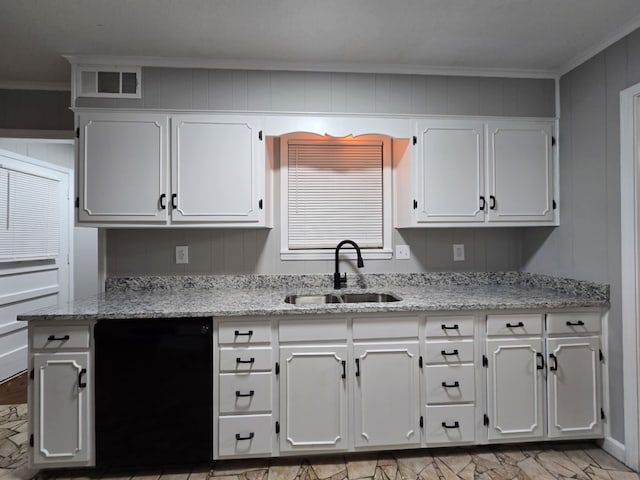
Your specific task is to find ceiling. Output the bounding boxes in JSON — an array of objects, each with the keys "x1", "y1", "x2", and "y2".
[{"x1": 2, "y1": 0, "x2": 640, "y2": 89}]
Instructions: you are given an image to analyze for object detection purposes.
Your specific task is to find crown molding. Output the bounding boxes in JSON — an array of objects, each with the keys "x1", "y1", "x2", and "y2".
[
  {"x1": 559, "y1": 12, "x2": 640, "y2": 76},
  {"x1": 64, "y1": 54, "x2": 558, "y2": 79}
]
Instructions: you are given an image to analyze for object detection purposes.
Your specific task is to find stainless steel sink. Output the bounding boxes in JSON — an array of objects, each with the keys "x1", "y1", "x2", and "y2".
[{"x1": 285, "y1": 292, "x2": 401, "y2": 304}]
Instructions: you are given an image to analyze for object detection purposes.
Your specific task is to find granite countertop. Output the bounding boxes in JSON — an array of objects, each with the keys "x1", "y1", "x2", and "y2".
[{"x1": 17, "y1": 272, "x2": 609, "y2": 321}]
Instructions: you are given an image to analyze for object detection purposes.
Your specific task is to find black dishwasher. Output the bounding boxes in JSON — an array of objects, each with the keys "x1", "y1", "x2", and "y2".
[{"x1": 94, "y1": 317, "x2": 213, "y2": 469}]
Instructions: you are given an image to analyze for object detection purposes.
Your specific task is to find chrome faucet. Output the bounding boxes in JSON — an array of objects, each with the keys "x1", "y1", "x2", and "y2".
[{"x1": 334, "y1": 240, "x2": 364, "y2": 289}]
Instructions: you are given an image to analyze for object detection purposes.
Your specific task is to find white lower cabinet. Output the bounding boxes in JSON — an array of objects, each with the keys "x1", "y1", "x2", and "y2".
[
  {"x1": 218, "y1": 414, "x2": 273, "y2": 457},
  {"x1": 425, "y1": 405, "x2": 476, "y2": 444},
  {"x1": 353, "y1": 343, "x2": 421, "y2": 448},
  {"x1": 279, "y1": 345, "x2": 349, "y2": 453},
  {"x1": 547, "y1": 336, "x2": 602, "y2": 438},
  {"x1": 485, "y1": 337, "x2": 544, "y2": 441}
]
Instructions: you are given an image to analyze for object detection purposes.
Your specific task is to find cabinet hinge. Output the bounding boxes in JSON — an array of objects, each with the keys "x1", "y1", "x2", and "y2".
[
  {"x1": 601, "y1": 408, "x2": 606, "y2": 420},
  {"x1": 482, "y1": 355, "x2": 488, "y2": 367},
  {"x1": 258, "y1": 199, "x2": 263, "y2": 210},
  {"x1": 419, "y1": 416, "x2": 424, "y2": 428},
  {"x1": 599, "y1": 349, "x2": 604, "y2": 362},
  {"x1": 258, "y1": 130, "x2": 263, "y2": 141},
  {"x1": 75, "y1": 127, "x2": 80, "y2": 138},
  {"x1": 551, "y1": 136, "x2": 556, "y2": 147},
  {"x1": 275, "y1": 421, "x2": 280, "y2": 434},
  {"x1": 29, "y1": 369, "x2": 34, "y2": 380},
  {"x1": 413, "y1": 200, "x2": 418, "y2": 210},
  {"x1": 275, "y1": 362, "x2": 280, "y2": 375},
  {"x1": 29, "y1": 434, "x2": 34, "y2": 447},
  {"x1": 552, "y1": 199, "x2": 557, "y2": 210},
  {"x1": 75, "y1": 197, "x2": 79, "y2": 208},
  {"x1": 412, "y1": 136, "x2": 417, "y2": 146},
  {"x1": 419, "y1": 356, "x2": 423, "y2": 369},
  {"x1": 483, "y1": 414, "x2": 489, "y2": 427}
]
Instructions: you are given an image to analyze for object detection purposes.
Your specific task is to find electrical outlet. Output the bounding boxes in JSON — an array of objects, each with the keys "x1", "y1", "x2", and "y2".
[
  {"x1": 453, "y1": 244, "x2": 465, "y2": 262},
  {"x1": 176, "y1": 245, "x2": 189, "y2": 264},
  {"x1": 396, "y1": 245, "x2": 410, "y2": 260}
]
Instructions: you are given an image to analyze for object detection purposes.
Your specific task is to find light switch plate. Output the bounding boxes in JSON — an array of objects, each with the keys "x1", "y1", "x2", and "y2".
[
  {"x1": 453, "y1": 244, "x2": 465, "y2": 262},
  {"x1": 176, "y1": 245, "x2": 189, "y2": 264},
  {"x1": 396, "y1": 245, "x2": 410, "y2": 260}
]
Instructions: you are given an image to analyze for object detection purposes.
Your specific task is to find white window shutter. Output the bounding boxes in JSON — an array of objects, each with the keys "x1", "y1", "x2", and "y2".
[
  {"x1": 0, "y1": 167, "x2": 60, "y2": 261},
  {"x1": 287, "y1": 140, "x2": 383, "y2": 249}
]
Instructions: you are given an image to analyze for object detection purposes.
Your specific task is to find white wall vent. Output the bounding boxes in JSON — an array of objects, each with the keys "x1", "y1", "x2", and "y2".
[{"x1": 76, "y1": 66, "x2": 141, "y2": 99}]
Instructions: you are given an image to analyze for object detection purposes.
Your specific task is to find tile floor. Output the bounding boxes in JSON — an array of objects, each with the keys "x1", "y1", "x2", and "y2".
[{"x1": 1, "y1": 404, "x2": 638, "y2": 480}]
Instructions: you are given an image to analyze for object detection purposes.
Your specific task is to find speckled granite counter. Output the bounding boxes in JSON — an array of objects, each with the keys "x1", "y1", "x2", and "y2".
[{"x1": 17, "y1": 272, "x2": 609, "y2": 321}]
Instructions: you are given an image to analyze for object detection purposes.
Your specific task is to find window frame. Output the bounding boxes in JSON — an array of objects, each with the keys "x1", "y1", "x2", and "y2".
[{"x1": 279, "y1": 133, "x2": 393, "y2": 261}]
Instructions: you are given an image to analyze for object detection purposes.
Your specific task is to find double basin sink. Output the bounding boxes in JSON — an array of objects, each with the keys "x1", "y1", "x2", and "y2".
[{"x1": 285, "y1": 292, "x2": 401, "y2": 305}]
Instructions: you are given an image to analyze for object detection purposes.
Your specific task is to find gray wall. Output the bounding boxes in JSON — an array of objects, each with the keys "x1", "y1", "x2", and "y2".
[
  {"x1": 105, "y1": 68, "x2": 554, "y2": 277},
  {"x1": 0, "y1": 89, "x2": 72, "y2": 130},
  {"x1": 522, "y1": 29, "x2": 640, "y2": 444}
]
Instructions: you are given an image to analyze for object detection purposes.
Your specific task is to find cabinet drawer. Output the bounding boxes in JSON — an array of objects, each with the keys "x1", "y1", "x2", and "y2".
[
  {"x1": 426, "y1": 316, "x2": 474, "y2": 338},
  {"x1": 218, "y1": 414, "x2": 272, "y2": 457},
  {"x1": 353, "y1": 316, "x2": 419, "y2": 340},
  {"x1": 219, "y1": 347, "x2": 272, "y2": 372},
  {"x1": 425, "y1": 405, "x2": 475, "y2": 445},
  {"x1": 31, "y1": 325, "x2": 90, "y2": 350},
  {"x1": 425, "y1": 364, "x2": 475, "y2": 404},
  {"x1": 279, "y1": 318, "x2": 347, "y2": 342},
  {"x1": 424, "y1": 340, "x2": 474, "y2": 364},
  {"x1": 219, "y1": 372, "x2": 272, "y2": 414},
  {"x1": 486, "y1": 314, "x2": 542, "y2": 336},
  {"x1": 546, "y1": 312, "x2": 601, "y2": 335},
  {"x1": 218, "y1": 321, "x2": 271, "y2": 345}
]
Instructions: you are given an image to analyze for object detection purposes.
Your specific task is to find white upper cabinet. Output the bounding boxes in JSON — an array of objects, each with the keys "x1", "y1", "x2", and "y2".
[
  {"x1": 171, "y1": 115, "x2": 264, "y2": 224},
  {"x1": 415, "y1": 120, "x2": 485, "y2": 223},
  {"x1": 487, "y1": 121, "x2": 554, "y2": 223},
  {"x1": 396, "y1": 117, "x2": 557, "y2": 227},
  {"x1": 77, "y1": 112, "x2": 169, "y2": 223},
  {"x1": 76, "y1": 110, "x2": 267, "y2": 227}
]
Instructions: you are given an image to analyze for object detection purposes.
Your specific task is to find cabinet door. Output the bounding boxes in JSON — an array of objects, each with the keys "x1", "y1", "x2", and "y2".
[
  {"x1": 171, "y1": 115, "x2": 264, "y2": 224},
  {"x1": 77, "y1": 112, "x2": 169, "y2": 223},
  {"x1": 279, "y1": 346, "x2": 348, "y2": 453},
  {"x1": 486, "y1": 338, "x2": 544, "y2": 441},
  {"x1": 547, "y1": 336, "x2": 602, "y2": 438},
  {"x1": 486, "y1": 121, "x2": 554, "y2": 223},
  {"x1": 353, "y1": 343, "x2": 420, "y2": 448},
  {"x1": 31, "y1": 352, "x2": 91, "y2": 466},
  {"x1": 416, "y1": 120, "x2": 485, "y2": 223}
]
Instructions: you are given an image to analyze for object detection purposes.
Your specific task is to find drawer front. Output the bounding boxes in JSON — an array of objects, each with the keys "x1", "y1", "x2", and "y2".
[
  {"x1": 218, "y1": 414, "x2": 273, "y2": 457},
  {"x1": 219, "y1": 372, "x2": 272, "y2": 414},
  {"x1": 486, "y1": 314, "x2": 543, "y2": 336},
  {"x1": 425, "y1": 364, "x2": 475, "y2": 404},
  {"x1": 31, "y1": 325, "x2": 90, "y2": 350},
  {"x1": 219, "y1": 321, "x2": 271, "y2": 345},
  {"x1": 546, "y1": 311, "x2": 601, "y2": 335},
  {"x1": 219, "y1": 347, "x2": 272, "y2": 372},
  {"x1": 424, "y1": 340, "x2": 474, "y2": 364},
  {"x1": 426, "y1": 316, "x2": 474, "y2": 338},
  {"x1": 279, "y1": 318, "x2": 347, "y2": 342},
  {"x1": 425, "y1": 405, "x2": 475, "y2": 445},
  {"x1": 353, "y1": 316, "x2": 419, "y2": 340}
]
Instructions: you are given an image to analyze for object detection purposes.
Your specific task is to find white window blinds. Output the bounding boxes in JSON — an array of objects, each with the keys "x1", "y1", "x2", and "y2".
[
  {"x1": 0, "y1": 166, "x2": 60, "y2": 261},
  {"x1": 287, "y1": 140, "x2": 383, "y2": 249}
]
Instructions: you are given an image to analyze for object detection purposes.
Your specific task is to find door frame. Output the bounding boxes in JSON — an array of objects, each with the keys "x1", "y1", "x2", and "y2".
[{"x1": 620, "y1": 82, "x2": 640, "y2": 470}]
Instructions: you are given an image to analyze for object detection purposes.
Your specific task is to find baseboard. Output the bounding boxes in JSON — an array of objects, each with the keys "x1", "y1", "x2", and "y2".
[
  {"x1": 600, "y1": 436, "x2": 627, "y2": 465},
  {"x1": 0, "y1": 346, "x2": 27, "y2": 383}
]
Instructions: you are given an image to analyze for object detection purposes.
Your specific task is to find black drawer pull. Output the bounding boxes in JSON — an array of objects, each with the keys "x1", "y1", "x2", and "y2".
[
  {"x1": 235, "y1": 432, "x2": 254, "y2": 441},
  {"x1": 355, "y1": 358, "x2": 360, "y2": 377},
  {"x1": 159, "y1": 193, "x2": 166, "y2": 210},
  {"x1": 506, "y1": 322, "x2": 524, "y2": 328},
  {"x1": 78, "y1": 368, "x2": 87, "y2": 388},
  {"x1": 441, "y1": 381, "x2": 460, "y2": 388},
  {"x1": 171, "y1": 193, "x2": 177, "y2": 209},
  {"x1": 441, "y1": 324, "x2": 459, "y2": 330},
  {"x1": 442, "y1": 421, "x2": 460, "y2": 429},
  {"x1": 549, "y1": 353, "x2": 558, "y2": 372},
  {"x1": 566, "y1": 320, "x2": 585, "y2": 326},
  {"x1": 479, "y1": 196, "x2": 486, "y2": 211},
  {"x1": 441, "y1": 349, "x2": 459, "y2": 356},
  {"x1": 341, "y1": 360, "x2": 346, "y2": 379},
  {"x1": 489, "y1": 195, "x2": 496, "y2": 210},
  {"x1": 234, "y1": 330, "x2": 253, "y2": 336},
  {"x1": 536, "y1": 352, "x2": 545, "y2": 370},
  {"x1": 47, "y1": 334, "x2": 70, "y2": 341},
  {"x1": 236, "y1": 357, "x2": 255, "y2": 364},
  {"x1": 235, "y1": 390, "x2": 255, "y2": 398}
]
